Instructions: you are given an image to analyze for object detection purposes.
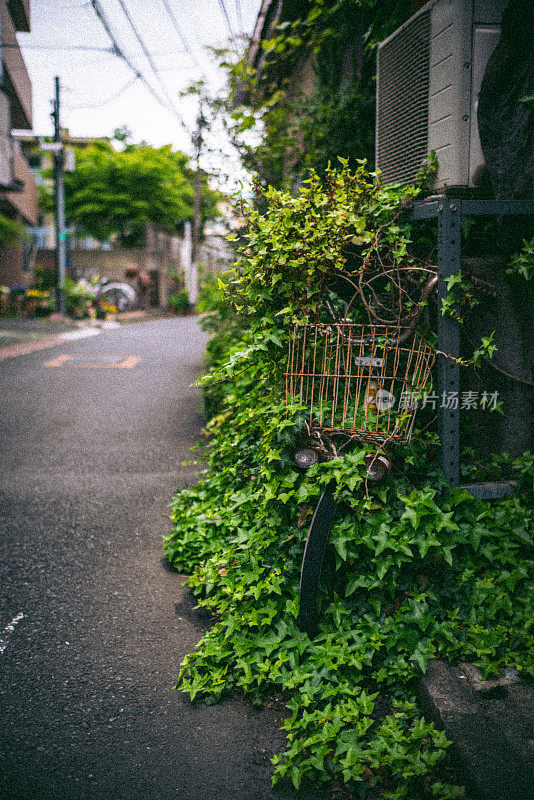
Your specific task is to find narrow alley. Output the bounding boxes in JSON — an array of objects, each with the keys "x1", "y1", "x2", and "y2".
[{"x1": 0, "y1": 318, "x2": 300, "y2": 800}]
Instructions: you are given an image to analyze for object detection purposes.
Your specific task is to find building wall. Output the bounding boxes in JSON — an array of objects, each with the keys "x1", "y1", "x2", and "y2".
[
  {"x1": 0, "y1": 1, "x2": 32, "y2": 129},
  {"x1": 198, "y1": 235, "x2": 234, "y2": 276},
  {"x1": 70, "y1": 249, "x2": 172, "y2": 308},
  {"x1": 35, "y1": 231, "x2": 234, "y2": 309},
  {"x1": 5, "y1": 142, "x2": 37, "y2": 224},
  {"x1": 0, "y1": 241, "x2": 24, "y2": 285},
  {"x1": 0, "y1": 0, "x2": 36, "y2": 288}
]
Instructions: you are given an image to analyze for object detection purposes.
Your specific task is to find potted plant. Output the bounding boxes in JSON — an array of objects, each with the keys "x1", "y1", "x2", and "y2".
[{"x1": 96, "y1": 300, "x2": 117, "y2": 320}]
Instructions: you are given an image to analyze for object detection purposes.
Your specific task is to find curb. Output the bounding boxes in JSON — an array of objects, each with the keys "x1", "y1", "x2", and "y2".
[{"x1": 418, "y1": 659, "x2": 534, "y2": 800}]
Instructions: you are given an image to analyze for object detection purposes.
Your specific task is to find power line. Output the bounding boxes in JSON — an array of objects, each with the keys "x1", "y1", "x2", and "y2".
[
  {"x1": 159, "y1": 0, "x2": 206, "y2": 78},
  {"x1": 64, "y1": 75, "x2": 139, "y2": 109},
  {"x1": 44, "y1": 1, "x2": 92, "y2": 7},
  {"x1": 89, "y1": 0, "x2": 179, "y2": 124},
  {"x1": 116, "y1": 0, "x2": 185, "y2": 123},
  {"x1": 16, "y1": 44, "x2": 113, "y2": 52},
  {"x1": 89, "y1": 1, "x2": 155, "y2": 92},
  {"x1": 16, "y1": 43, "x2": 184, "y2": 55},
  {"x1": 35, "y1": 1, "x2": 92, "y2": 8},
  {"x1": 234, "y1": 0, "x2": 243, "y2": 31},
  {"x1": 217, "y1": 0, "x2": 234, "y2": 37}
]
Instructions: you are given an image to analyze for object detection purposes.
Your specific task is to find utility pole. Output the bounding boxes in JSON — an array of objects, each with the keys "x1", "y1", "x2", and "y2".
[{"x1": 52, "y1": 76, "x2": 67, "y2": 315}]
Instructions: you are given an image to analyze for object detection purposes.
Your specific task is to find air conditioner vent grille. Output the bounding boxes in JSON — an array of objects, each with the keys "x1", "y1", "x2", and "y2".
[{"x1": 377, "y1": 10, "x2": 431, "y2": 185}]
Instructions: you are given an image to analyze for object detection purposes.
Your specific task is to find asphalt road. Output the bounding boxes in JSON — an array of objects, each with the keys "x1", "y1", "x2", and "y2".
[{"x1": 0, "y1": 318, "x2": 302, "y2": 800}]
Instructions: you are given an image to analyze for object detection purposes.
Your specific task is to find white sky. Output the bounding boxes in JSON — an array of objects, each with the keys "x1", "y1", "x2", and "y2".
[{"x1": 18, "y1": 0, "x2": 261, "y2": 163}]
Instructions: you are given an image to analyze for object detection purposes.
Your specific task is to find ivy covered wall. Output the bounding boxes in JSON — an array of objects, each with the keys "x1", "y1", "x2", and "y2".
[{"x1": 230, "y1": 0, "x2": 413, "y2": 189}]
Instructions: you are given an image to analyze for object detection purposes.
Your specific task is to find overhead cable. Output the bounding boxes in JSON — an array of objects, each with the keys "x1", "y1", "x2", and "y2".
[
  {"x1": 234, "y1": 0, "x2": 243, "y2": 31},
  {"x1": 17, "y1": 43, "x2": 184, "y2": 55},
  {"x1": 159, "y1": 0, "x2": 207, "y2": 78},
  {"x1": 17, "y1": 44, "x2": 113, "y2": 52},
  {"x1": 217, "y1": 0, "x2": 235, "y2": 37},
  {"x1": 116, "y1": 0, "x2": 186, "y2": 126},
  {"x1": 89, "y1": 0, "x2": 169, "y2": 113}
]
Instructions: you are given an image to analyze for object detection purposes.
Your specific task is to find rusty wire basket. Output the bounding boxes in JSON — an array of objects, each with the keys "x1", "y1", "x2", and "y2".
[{"x1": 285, "y1": 323, "x2": 435, "y2": 445}]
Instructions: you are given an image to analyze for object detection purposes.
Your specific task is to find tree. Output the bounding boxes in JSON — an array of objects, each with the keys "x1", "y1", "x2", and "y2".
[
  {"x1": 40, "y1": 137, "x2": 222, "y2": 247},
  {"x1": 0, "y1": 212, "x2": 25, "y2": 245}
]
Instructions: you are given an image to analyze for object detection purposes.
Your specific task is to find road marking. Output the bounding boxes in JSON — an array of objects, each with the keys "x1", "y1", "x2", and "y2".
[
  {"x1": 113, "y1": 355, "x2": 141, "y2": 369},
  {"x1": 43, "y1": 355, "x2": 141, "y2": 369},
  {"x1": 61, "y1": 329, "x2": 101, "y2": 341},
  {"x1": 0, "y1": 612, "x2": 24, "y2": 655},
  {"x1": 0, "y1": 328, "x2": 102, "y2": 362},
  {"x1": 0, "y1": 336, "x2": 66, "y2": 361},
  {"x1": 44, "y1": 354, "x2": 73, "y2": 367}
]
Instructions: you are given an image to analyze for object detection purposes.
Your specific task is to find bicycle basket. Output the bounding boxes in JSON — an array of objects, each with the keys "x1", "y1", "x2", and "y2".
[{"x1": 285, "y1": 323, "x2": 435, "y2": 445}]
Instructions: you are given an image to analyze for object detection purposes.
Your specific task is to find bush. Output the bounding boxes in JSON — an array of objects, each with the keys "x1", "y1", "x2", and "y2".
[
  {"x1": 196, "y1": 273, "x2": 240, "y2": 417},
  {"x1": 26, "y1": 288, "x2": 55, "y2": 317},
  {"x1": 165, "y1": 165, "x2": 533, "y2": 799},
  {"x1": 168, "y1": 289, "x2": 190, "y2": 314}
]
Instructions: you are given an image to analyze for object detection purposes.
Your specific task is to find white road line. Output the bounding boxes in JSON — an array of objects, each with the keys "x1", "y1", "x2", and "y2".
[
  {"x1": 0, "y1": 612, "x2": 24, "y2": 655},
  {"x1": 61, "y1": 329, "x2": 101, "y2": 341}
]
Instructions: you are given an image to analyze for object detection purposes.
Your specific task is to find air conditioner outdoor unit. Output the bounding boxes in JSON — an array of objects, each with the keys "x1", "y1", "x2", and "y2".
[{"x1": 376, "y1": 0, "x2": 508, "y2": 189}]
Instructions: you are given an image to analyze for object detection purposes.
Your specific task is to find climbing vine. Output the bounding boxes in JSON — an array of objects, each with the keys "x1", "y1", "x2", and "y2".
[
  {"x1": 224, "y1": 0, "x2": 412, "y2": 188},
  {"x1": 507, "y1": 236, "x2": 534, "y2": 281},
  {"x1": 166, "y1": 165, "x2": 533, "y2": 798}
]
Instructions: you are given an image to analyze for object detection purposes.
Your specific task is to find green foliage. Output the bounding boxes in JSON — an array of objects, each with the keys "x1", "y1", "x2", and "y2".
[
  {"x1": 39, "y1": 139, "x2": 222, "y2": 246},
  {"x1": 168, "y1": 290, "x2": 190, "y2": 314},
  {"x1": 196, "y1": 271, "x2": 242, "y2": 418},
  {"x1": 472, "y1": 331, "x2": 497, "y2": 366},
  {"x1": 226, "y1": 160, "x2": 425, "y2": 328},
  {"x1": 196, "y1": 272, "x2": 223, "y2": 315},
  {"x1": 64, "y1": 277, "x2": 96, "y2": 317},
  {"x1": 34, "y1": 261, "x2": 57, "y2": 291},
  {"x1": 0, "y1": 212, "x2": 25, "y2": 245},
  {"x1": 166, "y1": 166, "x2": 533, "y2": 798},
  {"x1": 223, "y1": 0, "x2": 412, "y2": 187},
  {"x1": 441, "y1": 273, "x2": 503, "y2": 370},
  {"x1": 441, "y1": 270, "x2": 479, "y2": 323},
  {"x1": 507, "y1": 236, "x2": 534, "y2": 281}
]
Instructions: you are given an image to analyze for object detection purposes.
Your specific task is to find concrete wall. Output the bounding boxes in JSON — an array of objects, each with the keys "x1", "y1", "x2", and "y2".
[
  {"x1": 70, "y1": 248, "x2": 174, "y2": 308},
  {"x1": 32, "y1": 230, "x2": 233, "y2": 309},
  {"x1": 464, "y1": 256, "x2": 534, "y2": 457}
]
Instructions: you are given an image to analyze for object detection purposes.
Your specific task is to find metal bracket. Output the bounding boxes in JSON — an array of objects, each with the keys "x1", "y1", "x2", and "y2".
[
  {"x1": 408, "y1": 197, "x2": 534, "y2": 495},
  {"x1": 437, "y1": 200, "x2": 461, "y2": 486}
]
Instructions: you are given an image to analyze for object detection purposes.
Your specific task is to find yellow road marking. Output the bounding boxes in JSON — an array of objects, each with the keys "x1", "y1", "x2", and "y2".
[
  {"x1": 113, "y1": 355, "x2": 141, "y2": 369},
  {"x1": 44, "y1": 354, "x2": 73, "y2": 367}
]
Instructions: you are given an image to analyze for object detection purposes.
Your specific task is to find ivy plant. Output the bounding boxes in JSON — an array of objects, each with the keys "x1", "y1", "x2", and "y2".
[{"x1": 165, "y1": 165, "x2": 533, "y2": 799}]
